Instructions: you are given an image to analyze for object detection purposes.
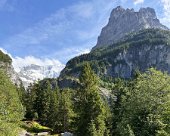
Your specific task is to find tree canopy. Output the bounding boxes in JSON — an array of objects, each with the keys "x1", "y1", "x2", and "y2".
[{"x1": 0, "y1": 70, "x2": 24, "y2": 135}]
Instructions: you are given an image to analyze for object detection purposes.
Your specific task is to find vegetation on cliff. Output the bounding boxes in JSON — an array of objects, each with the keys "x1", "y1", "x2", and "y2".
[
  {"x1": 59, "y1": 29, "x2": 170, "y2": 84},
  {"x1": 0, "y1": 50, "x2": 12, "y2": 64}
]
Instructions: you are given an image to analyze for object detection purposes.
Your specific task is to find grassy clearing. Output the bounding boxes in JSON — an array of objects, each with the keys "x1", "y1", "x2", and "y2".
[{"x1": 20, "y1": 121, "x2": 61, "y2": 135}]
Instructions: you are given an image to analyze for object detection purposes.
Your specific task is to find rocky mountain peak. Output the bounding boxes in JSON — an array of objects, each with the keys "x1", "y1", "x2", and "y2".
[
  {"x1": 94, "y1": 6, "x2": 169, "y2": 49},
  {"x1": 139, "y1": 7, "x2": 156, "y2": 18}
]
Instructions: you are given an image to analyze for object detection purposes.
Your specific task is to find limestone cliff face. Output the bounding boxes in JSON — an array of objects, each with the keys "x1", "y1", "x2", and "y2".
[
  {"x1": 59, "y1": 29, "x2": 170, "y2": 88},
  {"x1": 94, "y1": 6, "x2": 168, "y2": 49},
  {"x1": 101, "y1": 44, "x2": 170, "y2": 78},
  {"x1": 59, "y1": 43, "x2": 170, "y2": 88}
]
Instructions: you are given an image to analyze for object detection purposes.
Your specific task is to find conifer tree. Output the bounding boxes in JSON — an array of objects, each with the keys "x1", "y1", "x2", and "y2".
[
  {"x1": 75, "y1": 63, "x2": 108, "y2": 136},
  {"x1": 47, "y1": 88, "x2": 60, "y2": 130},
  {"x1": 56, "y1": 89, "x2": 75, "y2": 133},
  {"x1": 17, "y1": 82, "x2": 26, "y2": 106},
  {"x1": 33, "y1": 80, "x2": 51, "y2": 125},
  {"x1": 24, "y1": 83, "x2": 37, "y2": 120}
]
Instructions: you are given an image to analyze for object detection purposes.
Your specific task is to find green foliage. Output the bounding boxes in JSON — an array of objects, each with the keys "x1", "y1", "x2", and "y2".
[
  {"x1": 75, "y1": 63, "x2": 109, "y2": 136},
  {"x1": 17, "y1": 82, "x2": 26, "y2": 105},
  {"x1": 0, "y1": 71, "x2": 24, "y2": 122},
  {"x1": 22, "y1": 121, "x2": 52, "y2": 133},
  {"x1": 24, "y1": 79, "x2": 75, "y2": 133},
  {"x1": 111, "y1": 68, "x2": 170, "y2": 136},
  {"x1": 56, "y1": 89, "x2": 75, "y2": 132},
  {"x1": 0, "y1": 70, "x2": 24, "y2": 135},
  {"x1": 100, "y1": 78, "x2": 115, "y2": 90},
  {"x1": 111, "y1": 78, "x2": 130, "y2": 135},
  {"x1": 34, "y1": 80, "x2": 51, "y2": 124},
  {"x1": 24, "y1": 80, "x2": 56, "y2": 125},
  {"x1": 0, "y1": 121, "x2": 21, "y2": 136},
  {"x1": 0, "y1": 50, "x2": 12, "y2": 64},
  {"x1": 24, "y1": 84, "x2": 37, "y2": 119},
  {"x1": 46, "y1": 88, "x2": 60, "y2": 129},
  {"x1": 88, "y1": 120, "x2": 98, "y2": 136},
  {"x1": 24, "y1": 65, "x2": 170, "y2": 136}
]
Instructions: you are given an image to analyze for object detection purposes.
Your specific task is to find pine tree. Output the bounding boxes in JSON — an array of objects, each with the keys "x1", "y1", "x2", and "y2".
[
  {"x1": 56, "y1": 89, "x2": 75, "y2": 133},
  {"x1": 111, "y1": 78, "x2": 130, "y2": 135},
  {"x1": 24, "y1": 83, "x2": 37, "y2": 120},
  {"x1": 17, "y1": 82, "x2": 26, "y2": 106},
  {"x1": 75, "y1": 63, "x2": 108, "y2": 136},
  {"x1": 33, "y1": 80, "x2": 51, "y2": 125},
  {"x1": 47, "y1": 88, "x2": 60, "y2": 130}
]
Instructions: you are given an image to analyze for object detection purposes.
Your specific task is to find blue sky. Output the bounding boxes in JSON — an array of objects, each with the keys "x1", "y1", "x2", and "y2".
[{"x1": 0, "y1": 0, "x2": 170, "y2": 73}]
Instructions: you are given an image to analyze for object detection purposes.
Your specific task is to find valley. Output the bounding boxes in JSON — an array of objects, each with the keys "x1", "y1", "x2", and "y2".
[{"x1": 0, "y1": 5, "x2": 170, "y2": 136}]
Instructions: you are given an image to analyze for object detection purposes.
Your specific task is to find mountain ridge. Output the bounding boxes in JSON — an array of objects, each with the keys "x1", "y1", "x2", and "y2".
[
  {"x1": 94, "y1": 6, "x2": 168, "y2": 49},
  {"x1": 58, "y1": 6, "x2": 170, "y2": 89},
  {"x1": 59, "y1": 28, "x2": 170, "y2": 88}
]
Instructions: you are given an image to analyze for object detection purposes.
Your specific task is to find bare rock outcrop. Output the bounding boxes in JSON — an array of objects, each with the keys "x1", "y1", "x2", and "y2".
[{"x1": 94, "y1": 6, "x2": 168, "y2": 49}]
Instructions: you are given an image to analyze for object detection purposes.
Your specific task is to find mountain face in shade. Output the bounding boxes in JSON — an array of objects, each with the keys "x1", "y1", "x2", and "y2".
[{"x1": 94, "y1": 6, "x2": 168, "y2": 49}]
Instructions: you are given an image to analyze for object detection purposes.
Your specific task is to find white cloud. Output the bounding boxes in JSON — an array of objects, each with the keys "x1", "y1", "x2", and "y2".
[
  {"x1": 160, "y1": 0, "x2": 170, "y2": 28},
  {"x1": 76, "y1": 48, "x2": 91, "y2": 55},
  {"x1": 70, "y1": 2, "x2": 94, "y2": 18},
  {"x1": 12, "y1": 56, "x2": 65, "y2": 74},
  {"x1": 0, "y1": 46, "x2": 88, "y2": 76},
  {"x1": 3, "y1": 2, "x2": 96, "y2": 48},
  {"x1": 2, "y1": 0, "x2": 115, "y2": 61},
  {"x1": 120, "y1": 0, "x2": 128, "y2": 4},
  {"x1": 0, "y1": 47, "x2": 65, "y2": 74},
  {"x1": 0, "y1": 47, "x2": 65, "y2": 81},
  {"x1": 133, "y1": 0, "x2": 144, "y2": 5}
]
